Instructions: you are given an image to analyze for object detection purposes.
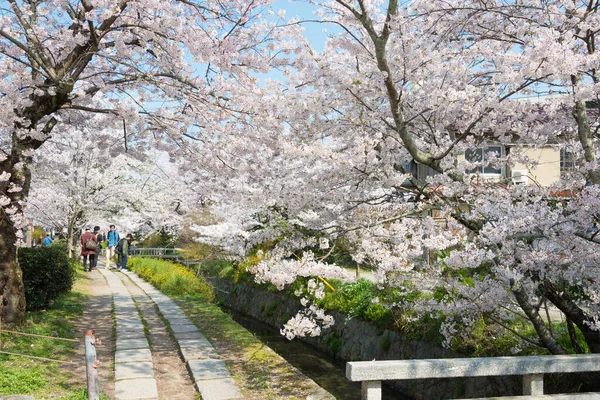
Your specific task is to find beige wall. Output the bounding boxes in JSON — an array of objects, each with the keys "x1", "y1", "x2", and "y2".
[
  {"x1": 419, "y1": 146, "x2": 561, "y2": 187},
  {"x1": 510, "y1": 146, "x2": 560, "y2": 186}
]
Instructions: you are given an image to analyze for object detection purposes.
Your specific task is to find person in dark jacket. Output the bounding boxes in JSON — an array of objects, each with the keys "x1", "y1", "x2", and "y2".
[
  {"x1": 117, "y1": 234, "x2": 134, "y2": 271},
  {"x1": 80, "y1": 227, "x2": 98, "y2": 272}
]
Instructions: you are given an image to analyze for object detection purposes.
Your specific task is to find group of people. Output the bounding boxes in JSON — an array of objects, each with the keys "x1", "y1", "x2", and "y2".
[{"x1": 80, "y1": 225, "x2": 133, "y2": 272}]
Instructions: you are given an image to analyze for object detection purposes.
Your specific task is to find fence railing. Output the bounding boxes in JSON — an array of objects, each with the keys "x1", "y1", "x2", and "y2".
[
  {"x1": 1, "y1": 327, "x2": 99, "y2": 400},
  {"x1": 129, "y1": 247, "x2": 183, "y2": 258},
  {"x1": 346, "y1": 354, "x2": 600, "y2": 399}
]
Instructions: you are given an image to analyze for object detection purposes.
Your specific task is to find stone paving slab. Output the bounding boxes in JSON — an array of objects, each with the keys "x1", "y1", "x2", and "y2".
[
  {"x1": 174, "y1": 331, "x2": 206, "y2": 341},
  {"x1": 158, "y1": 307, "x2": 184, "y2": 316},
  {"x1": 165, "y1": 316, "x2": 193, "y2": 325},
  {"x1": 115, "y1": 305, "x2": 138, "y2": 313},
  {"x1": 170, "y1": 324, "x2": 199, "y2": 334},
  {"x1": 195, "y1": 378, "x2": 243, "y2": 400},
  {"x1": 118, "y1": 330, "x2": 147, "y2": 340},
  {"x1": 188, "y1": 359, "x2": 231, "y2": 380},
  {"x1": 118, "y1": 319, "x2": 144, "y2": 328},
  {"x1": 117, "y1": 338, "x2": 150, "y2": 351},
  {"x1": 117, "y1": 322, "x2": 145, "y2": 333},
  {"x1": 115, "y1": 361, "x2": 154, "y2": 380},
  {"x1": 157, "y1": 306, "x2": 184, "y2": 314},
  {"x1": 146, "y1": 292, "x2": 164, "y2": 298},
  {"x1": 181, "y1": 345, "x2": 219, "y2": 361},
  {"x1": 123, "y1": 270, "x2": 243, "y2": 399},
  {"x1": 115, "y1": 318, "x2": 142, "y2": 325},
  {"x1": 114, "y1": 378, "x2": 158, "y2": 400},
  {"x1": 115, "y1": 306, "x2": 137, "y2": 314},
  {"x1": 179, "y1": 338, "x2": 212, "y2": 348},
  {"x1": 115, "y1": 348, "x2": 152, "y2": 363},
  {"x1": 114, "y1": 309, "x2": 138, "y2": 317},
  {"x1": 153, "y1": 298, "x2": 179, "y2": 306},
  {"x1": 163, "y1": 313, "x2": 189, "y2": 322}
]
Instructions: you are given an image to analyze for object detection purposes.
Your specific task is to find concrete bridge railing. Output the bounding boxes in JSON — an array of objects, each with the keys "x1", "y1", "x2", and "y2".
[{"x1": 346, "y1": 354, "x2": 600, "y2": 399}]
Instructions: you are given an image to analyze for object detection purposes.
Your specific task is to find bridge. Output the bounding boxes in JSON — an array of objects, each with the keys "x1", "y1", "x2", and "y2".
[
  {"x1": 129, "y1": 247, "x2": 184, "y2": 259},
  {"x1": 347, "y1": 354, "x2": 600, "y2": 399}
]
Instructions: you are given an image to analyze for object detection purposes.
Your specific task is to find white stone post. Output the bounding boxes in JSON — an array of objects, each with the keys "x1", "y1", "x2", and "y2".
[
  {"x1": 522, "y1": 373, "x2": 544, "y2": 395},
  {"x1": 362, "y1": 381, "x2": 382, "y2": 400}
]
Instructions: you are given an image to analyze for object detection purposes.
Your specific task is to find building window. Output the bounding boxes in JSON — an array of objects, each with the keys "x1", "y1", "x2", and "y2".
[
  {"x1": 560, "y1": 149, "x2": 575, "y2": 177},
  {"x1": 465, "y1": 146, "x2": 503, "y2": 174}
]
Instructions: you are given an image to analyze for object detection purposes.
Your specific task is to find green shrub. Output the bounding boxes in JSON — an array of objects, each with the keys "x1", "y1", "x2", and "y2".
[
  {"x1": 199, "y1": 259, "x2": 236, "y2": 279},
  {"x1": 18, "y1": 245, "x2": 75, "y2": 311},
  {"x1": 379, "y1": 335, "x2": 391, "y2": 352},
  {"x1": 128, "y1": 257, "x2": 214, "y2": 301},
  {"x1": 318, "y1": 279, "x2": 382, "y2": 320},
  {"x1": 324, "y1": 334, "x2": 343, "y2": 355}
]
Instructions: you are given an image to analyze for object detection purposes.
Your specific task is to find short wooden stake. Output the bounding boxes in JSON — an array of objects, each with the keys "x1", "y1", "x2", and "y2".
[{"x1": 84, "y1": 329, "x2": 99, "y2": 400}]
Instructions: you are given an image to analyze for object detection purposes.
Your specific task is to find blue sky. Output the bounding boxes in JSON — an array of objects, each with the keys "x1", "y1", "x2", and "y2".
[{"x1": 272, "y1": 0, "x2": 334, "y2": 52}]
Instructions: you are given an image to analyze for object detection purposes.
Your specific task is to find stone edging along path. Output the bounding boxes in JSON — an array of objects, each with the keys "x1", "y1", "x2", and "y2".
[{"x1": 97, "y1": 261, "x2": 243, "y2": 400}]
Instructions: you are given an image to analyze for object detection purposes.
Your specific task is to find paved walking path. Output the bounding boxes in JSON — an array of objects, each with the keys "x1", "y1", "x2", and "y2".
[{"x1": 97, "y1": 260, "x2": 242, "y2": 400}]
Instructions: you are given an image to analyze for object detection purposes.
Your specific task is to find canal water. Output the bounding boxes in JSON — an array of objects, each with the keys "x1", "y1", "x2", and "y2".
[{"x1": 226, "y1": 309, "x2": 409, "y2": 400}]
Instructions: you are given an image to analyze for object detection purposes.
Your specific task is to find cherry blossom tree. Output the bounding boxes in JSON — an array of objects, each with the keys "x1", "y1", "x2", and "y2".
[
  {"x1": 0, "y1": 0, "x2": 285, "y2": 324},
  {"x1": 26, "y1": 123, "x2": 191, "y2": 256},
  {"x1": 195, "y1": 0, "x2": 600, "y2": 354}
]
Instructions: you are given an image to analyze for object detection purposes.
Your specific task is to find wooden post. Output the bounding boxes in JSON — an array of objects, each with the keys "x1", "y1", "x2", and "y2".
[{"x1": 84, "y1": 329, "x2": 99, "y2": 400}]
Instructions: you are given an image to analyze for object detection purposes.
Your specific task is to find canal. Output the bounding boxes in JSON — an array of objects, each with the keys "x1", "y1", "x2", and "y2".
[{"x1": 226, "y1": 309, "x2": 409, "y2": 400}]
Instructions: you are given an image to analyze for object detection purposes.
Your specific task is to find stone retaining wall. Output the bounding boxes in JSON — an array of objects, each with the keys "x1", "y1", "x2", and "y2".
[{"x1": 209, "y1": 278, "x2": 519, "y2": 399}]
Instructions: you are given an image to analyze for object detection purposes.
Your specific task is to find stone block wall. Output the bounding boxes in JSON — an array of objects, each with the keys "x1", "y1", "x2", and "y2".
[{"x1": 209, "y1": 278, "x2": 520, "y2": 399}]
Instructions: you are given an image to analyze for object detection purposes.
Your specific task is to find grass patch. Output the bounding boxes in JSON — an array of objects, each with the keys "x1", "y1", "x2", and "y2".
[
  {"x1": 0, "y1": 274, "x2": 100, "y2": 399},
  {"x1": 128, "y1": 257, "x2": 214, "y2": 301},
  {"x1": 176, "y1": 293, "x2": 317, "y2": 399}
]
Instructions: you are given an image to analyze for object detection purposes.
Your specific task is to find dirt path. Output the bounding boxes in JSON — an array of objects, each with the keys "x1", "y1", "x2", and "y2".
[
  {"x1": 64, "y1": 270, "x2": 115, "y2": 399},
  {"x1": 119, "y1": 274, "x2": 198, "y2": 400},
  {"x1": 64, "y1": 267, "x2": 197, "y2": 400},
  {"x1": 63, "y1": 263, "x2": 333, "y2": 400}
]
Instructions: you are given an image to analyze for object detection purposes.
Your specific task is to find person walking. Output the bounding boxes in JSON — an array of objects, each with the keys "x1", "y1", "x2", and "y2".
[
  {"x1": 42, "y1": 232, "x2": 52, "y2": 247},
  {"x1": 106, "y1": 224, "x2": 120, "y2": 269},
  {"x1": 81, "y1": 227, "x2": 98, "y2": 272},
  {"x1": 95, "y1": 228, "x2": 105, "y2": 257},
  {"x1": 116, "y1": 234, "x2": 133, "y2": 271},
  {"x1": 92, "y1": 226, "x2": 103, "y2": 268}
]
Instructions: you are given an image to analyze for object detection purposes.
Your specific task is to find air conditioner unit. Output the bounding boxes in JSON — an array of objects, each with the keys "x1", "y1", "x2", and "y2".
[{"x1": 511, "y1": 170, "x2": 529, "y2": 185}]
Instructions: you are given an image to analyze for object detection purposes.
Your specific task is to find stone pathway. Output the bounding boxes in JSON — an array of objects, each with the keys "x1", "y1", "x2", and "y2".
[{"x1": 97, "y1": 260, "x2": 243, "y2": 400}]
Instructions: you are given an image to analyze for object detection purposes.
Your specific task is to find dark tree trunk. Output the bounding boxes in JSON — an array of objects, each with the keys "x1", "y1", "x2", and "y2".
[
  {"x1": 0, "y1": 134, "x2": 42, "y2": 325},
  {"x1": 541, "y1": 280, "x2": 600, "y2": 354},
  {"x1": 512, "y1": 284, "x2": 566, "y2": 355},
  {"x1": 0, "y1": 215, "x2": 26, "y2": 325}
]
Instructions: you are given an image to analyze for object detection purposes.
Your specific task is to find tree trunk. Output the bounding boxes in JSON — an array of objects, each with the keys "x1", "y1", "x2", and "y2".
[
  {"x1": 512, "y1": 284, "x2": 565, "y2": 355},
  {"x1": 0, "y1": 218, "x2": 26, "y2": 325},
  {"x1": 67, "y1": 216, "x2": 75, "y2": 259},
  {"x1": 540, "y1": 280, "x2": 600, "y2": 354},
  {"x1": 0, "y1": 135, "x2": 42, "y2": 325}
]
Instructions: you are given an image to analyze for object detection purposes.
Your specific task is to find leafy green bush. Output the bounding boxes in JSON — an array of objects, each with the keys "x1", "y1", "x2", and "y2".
[
  {"x1": 18, "y1": 245, "x2": 75, "y2": 311},
  {"x1": 318, "y1": 278, "x2": 390, "y2": 323},
  {"x1": 199, "y1": 259, "x2": 236, "y2": 279},
  {"x1": 128, "y1": 257, "x2": 214, "y2": 301}
]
